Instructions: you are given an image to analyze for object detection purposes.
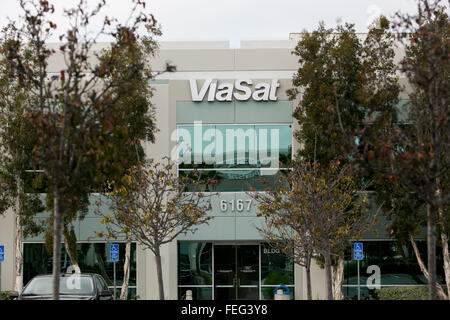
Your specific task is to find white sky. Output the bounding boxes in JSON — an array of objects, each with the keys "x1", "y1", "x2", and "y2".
[{"x1": 0, "y1": 0, "x2": 425, "y2": 47}]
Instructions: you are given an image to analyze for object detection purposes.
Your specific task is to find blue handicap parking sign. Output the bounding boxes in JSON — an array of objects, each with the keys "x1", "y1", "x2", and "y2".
[
  {"x1": 0, "y1": 245, "x2": 4, "y2": 262},
  {"x1": 354, "y1": 242, "x2": 363, "y2": 260},
  {"x1": 110, "y1": 244, "x2": 119, "y2": 262}
]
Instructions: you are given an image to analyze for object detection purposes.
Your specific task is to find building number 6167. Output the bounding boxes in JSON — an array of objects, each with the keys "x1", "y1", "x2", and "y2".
[{"x1": 220, "y1": 199, "x2": 253, "y2": 212}]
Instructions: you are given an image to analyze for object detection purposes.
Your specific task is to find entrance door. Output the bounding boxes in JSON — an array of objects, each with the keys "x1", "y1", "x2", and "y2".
[{"x1": 214, "y1": 245, "x2": 259, "y2": 300}]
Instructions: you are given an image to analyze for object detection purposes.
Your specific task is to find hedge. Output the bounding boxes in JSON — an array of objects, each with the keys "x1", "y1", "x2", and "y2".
[{"x1": 375, "y1": 286, "x2": 429, "y2": 300}]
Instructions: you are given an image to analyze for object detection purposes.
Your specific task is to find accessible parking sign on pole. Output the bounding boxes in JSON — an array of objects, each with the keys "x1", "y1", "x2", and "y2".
[
  {"x1": 110, "y1": 244, "x2": 119, "y2": 299},
  {"x1": 353, "y1": 242, "x2": 363, "y2": 300},
  {"x1": 0, "y1": 245, "x2": 4, "y2": 292}
]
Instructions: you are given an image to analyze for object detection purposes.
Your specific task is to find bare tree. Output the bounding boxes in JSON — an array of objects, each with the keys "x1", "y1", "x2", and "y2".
[
  {"x1": 251, "y1": 161, "x2": 370, "y2": 300},
  {"x1": 100, "y1": 159, "x2": 216, "y2": 300},
  {"x1": 255, "y1": 214, "x2": 316, "y2": 300},
  {"x1": 1, "y1": 0, "x2": 166, "y2": 299}
]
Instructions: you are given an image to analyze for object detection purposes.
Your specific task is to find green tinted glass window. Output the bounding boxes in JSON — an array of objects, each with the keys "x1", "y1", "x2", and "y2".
[
  {"x1": 178, "y1": 242, "x2": 212, "y2": 286},
  {"x1": 344, "y1": 241, "x2": 444, "y2": 287},
  {"x1": 23, "y1": 242, "x2": 137, "y2": 295},
  {"x1": 178, "y1": 125, "x2": 291, "y2": 169},
  {"x1": 180, "y1": 169, "x2": 289, "y2": 192},
  {"x1": 260, "y1": 243, "x2": 294, "y2": 286}
]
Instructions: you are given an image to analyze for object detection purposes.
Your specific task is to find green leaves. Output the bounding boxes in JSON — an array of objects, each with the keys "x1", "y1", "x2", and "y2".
[{"x1": 290, "y1": 20, "x2": 400, "y2": 166}]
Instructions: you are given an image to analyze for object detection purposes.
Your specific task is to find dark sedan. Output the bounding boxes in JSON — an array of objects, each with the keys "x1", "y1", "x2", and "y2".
[{"x1": 10, "y1": 273, "x2": 114, "y2": 300}]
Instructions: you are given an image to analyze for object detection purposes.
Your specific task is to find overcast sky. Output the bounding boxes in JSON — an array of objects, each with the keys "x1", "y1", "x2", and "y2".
[{"x1": 0, "y1": 0, "x2": 428, "y2": 47}]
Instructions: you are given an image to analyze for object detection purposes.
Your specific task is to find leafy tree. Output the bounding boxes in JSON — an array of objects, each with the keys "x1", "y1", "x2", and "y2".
[
  {"x1": 251, "y1": 176, "x2": 316, "y2": 300},
  {"x1": 363, "y1": 0, "x2": 449, "y2": 300},
  {"x1": 252, "y1": 161, "x2": 369, "y2": 300},
  {"x1": 287, "y1": 18, "x2": 400, "y2": 299},
  {"x1": 92, "y1": 24, "x2": 168, "y2": 299},
  {"x1": 100, "y1": 159, "x2": 216, "y2": 300},
  {"x1": 0, "y1": 34, "x2": 46, "y2": 292},
  {"x1": 1, "y1": 0, "x2": 165, "y2": 299},
  {"x1": 287, "y1": 19, "x2": 400, "y2": 165}
]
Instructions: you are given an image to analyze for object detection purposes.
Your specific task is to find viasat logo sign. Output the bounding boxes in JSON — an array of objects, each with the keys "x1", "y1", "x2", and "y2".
[{"x1": 190, "y1": 79, "x2": 280, "y2": 102}]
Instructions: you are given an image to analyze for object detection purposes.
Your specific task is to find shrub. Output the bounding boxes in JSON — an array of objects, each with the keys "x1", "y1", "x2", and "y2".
[
  {"x1": 376, "y1": 286, "x2": 429, "y2": 300},
  {"x1": 0, "y1": 291, "x2": 12, "y2": 300}
]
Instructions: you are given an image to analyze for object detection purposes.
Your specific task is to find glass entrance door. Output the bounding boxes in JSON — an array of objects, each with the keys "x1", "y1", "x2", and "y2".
[{"x1": 214, "y1": 245, "x2": 259, "y2": 300}]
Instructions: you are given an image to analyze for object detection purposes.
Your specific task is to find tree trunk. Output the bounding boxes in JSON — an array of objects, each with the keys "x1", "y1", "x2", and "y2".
[
  {"x1": 120, "y1": 232, "x2": 132, "y2": 300},
  {"x1": 438, "y1": 203, "x2": 450, "y2": 299},
  {"x1": 332, "y1": 255, "x2": 344, "y2": 300},
  {"x1": 441, "y1": 231, "x2": 450, "y2": 299},
  {"x1": 154, "y1": 246, "x2": 165, "y2": 300},
  {"x1": 427, "y1": 203, "x2": 437, "y2": 300},
  {"x1": 409, "y1": 234, "x2": 447, "y2": 299},
  {"x1": 94, "y1": 245, "x2": 111, "y2": 283},
  {"x1": 63, "y1": 235, "x2": 80, "y2": 274},
  {"x1": 324, "y1": 249, "x2": 333, "y2": 300},
  {"x1": 14, "y1": 178, "x2": 23, "y2": 292},
  {"x1": 52, "y1": 191, "x2": 63, "y2": 300},
  {"x1": 305, "y1": 256, "x2": 312, "y2": 300}
]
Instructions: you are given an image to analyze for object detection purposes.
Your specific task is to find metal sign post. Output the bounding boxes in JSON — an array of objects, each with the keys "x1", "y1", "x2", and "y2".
[
  {"x1": 0, "y1": 245, "x2": 4, "y2": 292},
  {"x1": 357, "y1": 260, "x2": 360, "y2": 300},
  {"x1": 110, "y1": 244, "x2": 119, "y2": 299},
  {"x1": 353, "y1": 242, "x2": 363, "y2": 300}
]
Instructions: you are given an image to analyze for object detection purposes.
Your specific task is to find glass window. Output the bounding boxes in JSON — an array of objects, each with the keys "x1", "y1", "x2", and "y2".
[
  {"x1": 255, "y1": 125, "x2": 292, "y2": 168},
  {"x1": 344, "y1": 241, "x2": 444, "y2": 287},
  {"x1": 95, "y1": 275, "x2": 109, "y2": 292},
  {"x1": 22, "y1": 276, "x2": 95, "y2": 296},
  {"x1": 214, "y1": 125, "x2": 256, "y2": 168},
  {"x1": 178, "y1": 125, "x2": 291, "y2": 192},
  {"x1": 178, "y1": 125, "x2": 216, "y2": 169},
  {"x1": 178, "y1": 287, "x2": 212, "y2": 300},
  {"x1": 77, "y1": 243, "x2": 137, "y2": 287},
  {"x1": 180, "y1": 169, "x2": 289, "y2": 192},
  {"x1": 260, "y1": 243, "x2": 294, "y2": 286},
  {"x1": 178, "y1": 242, "x2": 212, "y2": 286},
  {"x1": 23, "y1": 242, "x2": 137, "y2": 299},
  {"x1": 261, "y1": 286, "x2": 295, "y2": 300},
  {"x1": 178, "y1": 125, "x2": 292, "y2": 170}
]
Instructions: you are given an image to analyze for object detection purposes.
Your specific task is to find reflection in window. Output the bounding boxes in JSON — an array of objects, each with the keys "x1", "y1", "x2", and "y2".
[
  {"x1": 343, "y1": 240, "x2": 445, "y2": 299},
  {"x1": 260, "y1": 243, "x2": 294, "y2": 300},
  {"x1": 178, "y1": 125, "x2": 292, "y2": 169},
  {"x1": 22, "y1": 242, "x2": 137, "y2": 299},
  {"x1": 260, "y1": 244, "x2": 294, "y2": 286},
  {"x1": 178, "y1": 242, "x2": 212, "y2": 300},
  {"x1": 178, "y1": 242, "x2": 212, "y2": 286},
  {"x1": 178, "y1": 287, "x2": 212, "y2": 300},
  {"x1": 180, "y1": 169, "x2": 289, "y2": 192},
  {"x1": 260, "y1": 286, "x2": 295, "y2": 300}
]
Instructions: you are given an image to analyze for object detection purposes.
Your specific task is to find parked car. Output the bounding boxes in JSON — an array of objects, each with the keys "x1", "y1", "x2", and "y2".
[{"x1": 9, "y1": 273, "x2": 114, "y2": 300}]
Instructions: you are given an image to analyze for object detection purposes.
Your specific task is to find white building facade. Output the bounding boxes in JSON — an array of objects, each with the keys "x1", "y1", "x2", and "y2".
[{"x1": 0, "y1": 39, "x2": 433, "y2": 300}]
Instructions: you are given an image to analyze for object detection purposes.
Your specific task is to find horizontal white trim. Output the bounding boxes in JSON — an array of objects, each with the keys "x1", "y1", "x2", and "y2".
[
  {"x1": 22, "y1": 241, "x2": 138, "y2": 244},
  {"x1": 179, "y1": 168, "x2": 289, "y2": 171},
  {"x1": 155, "y1": 71, "x2": 296, "y2": 80},
  {"x1": 260, "y1": 285, "x2": 295, "y2": 287},
  {"x1": 343, "y1": 284, "x2": 429, "y2": 287},
  {"x1": 178, "y1": 285, "x2": 212, "y2": 288},
  {"x1": 176, "y1": 123, "x2": 293, "y2": 126}
]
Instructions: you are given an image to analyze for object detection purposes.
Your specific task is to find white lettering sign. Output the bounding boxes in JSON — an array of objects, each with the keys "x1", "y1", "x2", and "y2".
[{"x1": 190, "y1": 79, "x2": 279, "y2": 102}]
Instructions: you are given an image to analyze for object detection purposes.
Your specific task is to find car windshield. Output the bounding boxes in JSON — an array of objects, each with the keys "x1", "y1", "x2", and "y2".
[{"x1": 22, "y1": 276, "x2": 95, "y2": 296}]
